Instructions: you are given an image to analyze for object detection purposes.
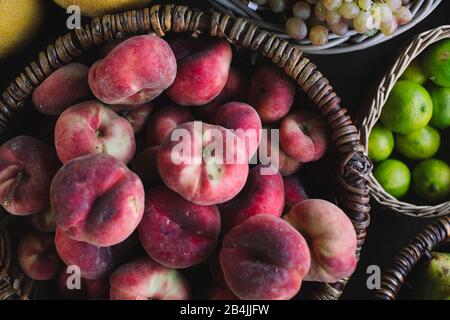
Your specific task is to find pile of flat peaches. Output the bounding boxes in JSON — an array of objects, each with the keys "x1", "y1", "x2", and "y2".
[{"x1": 0, "y1": 34, "x2": 357, "y2": 300}]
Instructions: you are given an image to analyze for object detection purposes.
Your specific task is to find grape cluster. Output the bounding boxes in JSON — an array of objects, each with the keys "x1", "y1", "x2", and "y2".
[{"x1": 254, "y1": 0, "x2": 413, "y2": 46}]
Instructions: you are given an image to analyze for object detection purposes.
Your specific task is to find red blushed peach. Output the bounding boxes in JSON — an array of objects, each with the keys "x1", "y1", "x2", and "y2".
[
  {"x1": 55, "y1": 228, "x2": 115, "y2": 280},
  {"x1": 193, "y1": 67, "x2": 250, "y2": 121},
  {"x1": 32, "y1": 63, "x2": 92, "y2": 115},
  {"x1": 219, "y1": 165, "x2": 284, "y2": 231},
  {"x1": 220, "y1": 214, "x2": 310, "y2": 300},
  {"x1": 249, "y1": 65, "x2": 296, "y2": 123},
  {"x1": 111, "y1": 103, "x2": 154, "y2": 134},
  {"x1": 99, "y1": 36, "x2": 130, "y2": 58},
  {"x1": 167, "y1": 38, "x2": 232, "y2": 106},
  {"x1": 0, "y1": 136, "x2": 59, "y2": 216},
  {"x1": 145, "y1": 104, "x2": 194, "y2": 146},
  {"x1": 258, "y1": 129, "x2": 302, "y2": 176},
  {"x1": 280, "y1": 110, "x2": 329, "y2": 163},
  {"x1": 58, "y1": 270, "x2": 110, "y2": 300},
  {"x1": 157, "y1": 122, "x2": 249, "y2": 205},
  {"x1": 130, "y1": 146, "x2": 161, "y2": 189},
  {"x1": 212, "y1": 102, "x2": 262, "y2": 160},
  {"x1": 54, "y1": 101, "x2": 135, "y2": 164},
  {"x1": 51, "y1": 154, "x2": 145, "y2": 247},
  {"x1": 138, "y1": 187, "x2": 221, "y2": 268},
  {"x1": 56, "y1": 229, "x2": 139, "y2": 280},
  {"x1": 89, "y1": 35, "x2": 177, "y2": 105},
  {"x1": 109, "y1": 257, "x2": 190, "y2": 300},
  {"x1": 285, "y1": 199, "x2": 357, "y2": 283},
  {"x1": 17, "y1": 231, "x2": 61, "y2": 281},
  {"x1": 26, "y1": 208, "x2": 57, "y2": 233},
  {"x1": 283, "y1": 175, "x2": 308, "y2": 210}
]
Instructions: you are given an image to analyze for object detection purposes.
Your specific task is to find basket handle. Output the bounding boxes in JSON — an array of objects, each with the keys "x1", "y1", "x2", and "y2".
[
  {"x1": 373, "y1": 216, "x2": 450, "y2": 300},
  {"x1": 0, "y1": 4, "x2": 372, "y2": 300}
]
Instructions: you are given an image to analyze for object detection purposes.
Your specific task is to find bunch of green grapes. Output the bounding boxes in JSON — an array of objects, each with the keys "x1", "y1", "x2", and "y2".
[{"x1": 253, "y1": 0, "x2": 413, "y2": 46}]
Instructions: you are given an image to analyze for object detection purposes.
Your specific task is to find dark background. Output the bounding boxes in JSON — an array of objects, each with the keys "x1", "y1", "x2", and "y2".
[{"x1": 0, "y1": 1, "x2": 449, "y2": 300}]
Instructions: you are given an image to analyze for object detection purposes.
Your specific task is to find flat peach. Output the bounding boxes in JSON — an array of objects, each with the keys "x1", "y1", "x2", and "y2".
[
  {"x1": 221, "y1": 214, "x2": 310, "y2": 300},
  {"x1": 157, "y1": 122, "x2": 249, "y2": 205},
  {"x1": 89, "y1": 35, "x2": 177, "y2": 105},
  {"x1": 285, "y1": 199, "x2": 357, "y2": 282},
  {"x1": 54, "y1": 101, "x2": 135, "y2": 164},
  {"x1": 109, "y1": 257, "x2": 190, "y2": 300},
  {"x1": 138, "y1": 187, "x2": 221, "y2": 268},
  {"x1": 51, "y1": 154, "x2": 145, "y2": 247}
]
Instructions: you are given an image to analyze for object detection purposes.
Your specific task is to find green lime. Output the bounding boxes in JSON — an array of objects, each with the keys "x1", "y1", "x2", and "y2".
[
  {"x1": 401, "y1": 59, "x2": 427, "y2": 85},
  {"x1": 373, "y1": 159, "x2": 411, "y2": 199},
  {"x1": 429, "y1": 85, "x2": 450, "y2": 129},
  {"x1": 368, "y1": 123, "x2": 394, "y2": 162},
  {"x1": 380, "y1": 80, "x2": 433, "y2": 134},
  {"x1": 395, "y1": 126, "x2": 440, "y2": 160},
  {"x1": 413, "y1": 159, "x2": 450, "y2": 203},
  {"x1": 423, "y1": 39, "x2": 450, "y2": 87}
]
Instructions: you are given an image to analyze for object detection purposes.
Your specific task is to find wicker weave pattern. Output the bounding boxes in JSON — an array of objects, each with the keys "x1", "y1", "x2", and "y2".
[
  {"x1": 374, "y1": 216, "x2": 450, "y2": 300},
  {"x1": 0, "y1": 4, "x2": 371, "y2": 300},
  {"x1": 209, "y1": 0, "x2": 442, "y2": 55},
  {"x1": 360, "y1": 25, "x2": 450, "y2": 218}
]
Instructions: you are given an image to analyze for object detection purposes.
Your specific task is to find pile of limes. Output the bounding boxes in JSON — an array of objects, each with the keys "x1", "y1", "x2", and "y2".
[{"x1": 369, "y1": 39, "x2": 450, "y2": 203}]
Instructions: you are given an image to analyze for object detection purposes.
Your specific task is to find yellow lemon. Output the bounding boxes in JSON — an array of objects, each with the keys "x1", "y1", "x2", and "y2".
[
  {"x1": 0, "y1": 0, "x2": 44, "y2": 59},
  {"x1": 54, "y1": 0, "x2": 152, "y2": 18}
]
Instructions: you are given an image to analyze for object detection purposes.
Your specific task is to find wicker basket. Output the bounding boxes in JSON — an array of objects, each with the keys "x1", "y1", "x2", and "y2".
[
  {"x1": 359, "y1": 25, "x2": 450, "y2": 218},
  {"x1": 374, "y1": 215, "x2": 450, "y2": 300},
  {"x1": 209, "y1": 0, "x2": 442, "y2": 55},
  {"x1": 0, "y1": 4, "x2": 372, "y2": 300}
]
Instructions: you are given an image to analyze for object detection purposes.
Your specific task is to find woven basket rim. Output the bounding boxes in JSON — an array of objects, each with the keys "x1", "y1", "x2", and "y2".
[
  {"x1": 374, "y1": 216, "x2": 450, "y2": 300},
  {"x1": 0, "y1": 4, "x2": 372, "y2": 300},
  {"x1": 209, "y1": 0, "x2": 442, "y2": 55},
  {"x1": 359, "y1": 25, "x2": 450, "y2": 218}
]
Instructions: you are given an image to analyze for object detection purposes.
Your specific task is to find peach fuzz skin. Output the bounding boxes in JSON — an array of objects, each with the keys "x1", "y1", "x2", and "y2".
[
  {"x1": 212, "y1": 102, "x2": 262, "y2": 161},
  {"x1": 0, "y1": 136, "x2": 59, "y2": 216},
  {"x1": 193, "y1": 67, "x2": 250, "y2": 121},
  {"x1": 109, "y1": 257, "x2": 190, "y2": 300},
  {"x1": 157, "y1": 122, "x2": 249, "y2": 206},
  {"x1": 17, "y1": 231, "x2": 61, "y2": 281},
  {"x1": 54, "y1": 101, "x2": 135, "y2": 164},
  {"x1": 249, "y1": 65, "x2": 296, "y2": 123},
  {"x1": 55, "y1": 229, "x2": 139, "y2": 280},
  {"x1": 50, "y1": 154, "x2": 145, "y2": 247},
  {"x1": 138, "y1": 187, "x2": 221, "y2": 269},
  {"x1": 280, "y1": 110, "x2": 329, "y2": 163},
  {"x1": 220, "y1": 214, "x2": 310, "y2": 300},
  {"x1": 166, "y1": 38, "x2": 232, "y2": 106},
  {"x1": 145, "y1": 104, "x2": 194, "y2": 146},
  {"x1": 283, "y1": 175, "x2": 308, "y2": 210},
  {"x1": 55, "y1": 228, "x2": 115, "y2": 280},
  {"x1": 32, "y1": 63, "x2": 92, "y2": 115},
  {"x1": 219, "y1": 165, "x2": 284, "y2": 231},
  {"x1": 285, "y1": 199, "x2": 357, "y2": 283},
  {"x1": 89, "y1": 35, "x2": 177, "y2": 105}
]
